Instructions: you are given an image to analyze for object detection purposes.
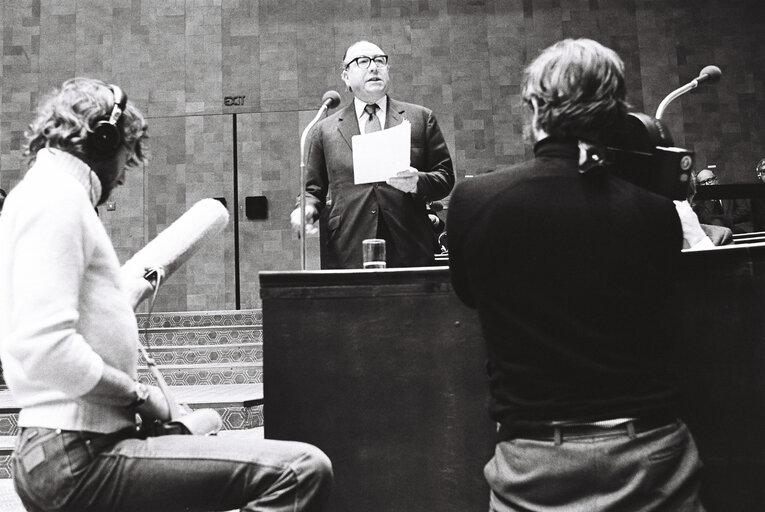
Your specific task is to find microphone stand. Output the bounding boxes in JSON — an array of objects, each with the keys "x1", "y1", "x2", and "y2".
[
  {"x1": 299, "y1": 104, "x2": 330, "y2": 270},
  {"x1": 655, "y1": 80, "x2": 702, "y2": 120}
]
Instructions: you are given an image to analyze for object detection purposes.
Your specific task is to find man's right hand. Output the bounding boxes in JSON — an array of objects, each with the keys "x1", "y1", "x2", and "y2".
[
  {"x1": 136, "y1": 384, "x2": 172, "y2": 422},
  {"x1": 290, "y1": 204, "x2": 319, "y2": 237}
]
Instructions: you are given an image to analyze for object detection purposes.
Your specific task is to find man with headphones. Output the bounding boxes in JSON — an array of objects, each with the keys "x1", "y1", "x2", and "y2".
[{"x1": 0, "y1": 77, "x2": 332, "y2": 512}]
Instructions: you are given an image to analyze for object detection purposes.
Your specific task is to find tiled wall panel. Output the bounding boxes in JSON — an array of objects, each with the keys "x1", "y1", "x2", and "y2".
[{"x1": 1, "y1": 0, "x2": 764, "y2": 310}]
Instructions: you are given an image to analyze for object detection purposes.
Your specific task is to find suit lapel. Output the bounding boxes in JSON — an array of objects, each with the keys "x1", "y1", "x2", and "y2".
[
  {"x1": 386, "y1": 97, "x2": 406, "y2": 128},
  {"x1": 337, "y1": 104, "x2": 359, "y2": 150}
]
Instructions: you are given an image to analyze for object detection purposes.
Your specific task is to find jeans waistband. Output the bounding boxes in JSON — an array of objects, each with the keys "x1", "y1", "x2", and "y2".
[{"x1": 20, "y1": 426, "x2": 139, "y2": 453}]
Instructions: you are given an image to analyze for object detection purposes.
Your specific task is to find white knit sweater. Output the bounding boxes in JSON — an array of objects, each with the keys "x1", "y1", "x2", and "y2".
[{"x1": 0, "y1": 148, "x2": 138, "y2": 433}]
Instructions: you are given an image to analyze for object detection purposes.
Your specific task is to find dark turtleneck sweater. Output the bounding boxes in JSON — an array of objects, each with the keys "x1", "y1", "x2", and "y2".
[{"x1": 448, "y1": 138, "x2": 684, "y2": 435}]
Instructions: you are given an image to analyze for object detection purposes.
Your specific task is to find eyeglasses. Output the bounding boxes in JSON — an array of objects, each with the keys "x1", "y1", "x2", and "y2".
[
  {"x1": 698, "y1": 177, "x2": 718, "y2": 185},
  {"x1": 345, "y1": 55, "x2": 388, "y2": 70}
]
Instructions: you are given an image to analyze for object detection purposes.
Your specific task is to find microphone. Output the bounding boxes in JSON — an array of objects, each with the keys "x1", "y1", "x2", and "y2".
[
  {"x1": 123, "y1": 198, "x2": 229, "y2": 284},
  {"x1": 298, "y1": 91, "x2": 341, "y2": 269},
  {"x1": 321, "y1": 90, "x2": 341, "y2": 109},
  {"x1": 696, "y1": 65, "x2": 722, "y2": 85},
  {"x1": 656, "y1": 65, "x2": 722, "y2": 119}
]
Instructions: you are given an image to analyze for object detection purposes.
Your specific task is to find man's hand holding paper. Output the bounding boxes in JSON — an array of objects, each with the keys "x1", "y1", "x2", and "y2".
[{"x1": 387, "y1": 167, "x2": 419, "y2": 193}]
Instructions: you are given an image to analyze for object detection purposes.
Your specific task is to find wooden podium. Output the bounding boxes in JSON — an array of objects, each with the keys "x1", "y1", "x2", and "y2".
[
  {"x1": 261, "y1": 247, "x2": 765, "y2": 511},
  {"x1": 260, "y1": 268, "x2": 493, "y2": 512}
]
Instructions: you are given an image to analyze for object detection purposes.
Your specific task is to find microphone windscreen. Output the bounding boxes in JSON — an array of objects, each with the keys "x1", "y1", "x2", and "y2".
[
  {"x1": 698, "y1": 65, "x2": 722, "y2": 83},
  {"x1": 322, "y1": 90, "x2": 341, "y2": 109},
  {"x1": 123, "y1": 198, "x2": 229, "y2": 281}
]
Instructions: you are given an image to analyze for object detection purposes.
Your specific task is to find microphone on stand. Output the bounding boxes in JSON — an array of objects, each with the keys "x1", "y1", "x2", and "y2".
[
  {"x1": 656, "y1": 65, "x2": 722, "y2": 119},
  {"x1": 320, "y1": 90, "x2": 341, "y2": 109},
  {"x1": 299, "y1": 91, "x2": 341, "y2": 269}
]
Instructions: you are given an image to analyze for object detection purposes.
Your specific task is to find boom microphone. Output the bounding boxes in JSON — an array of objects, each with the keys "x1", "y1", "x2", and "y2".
[
  {"x1": 122, "y1": 198, "x2": 229, "y2": 283},
  {"x1": 656, "y1": 65, "x2": 722, "y2": 119}
]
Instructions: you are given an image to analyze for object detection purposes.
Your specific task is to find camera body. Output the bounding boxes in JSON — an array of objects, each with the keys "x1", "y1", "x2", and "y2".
[{"x1": 603, "y1": 112, "x2": 694, "y2": 201}]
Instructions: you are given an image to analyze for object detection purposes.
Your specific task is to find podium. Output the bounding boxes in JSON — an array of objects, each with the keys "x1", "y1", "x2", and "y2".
[
  {"x1": 260, "y1": 268, "x2": 493, "y2": 512},
  {"x1": 261, "y1": 249, "x2": 765, "y2": 511}
]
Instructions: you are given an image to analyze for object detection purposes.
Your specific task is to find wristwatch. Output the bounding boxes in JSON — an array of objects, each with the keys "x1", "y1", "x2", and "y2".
[{"x1": 130, "y1": 381, "x2": 150, "y2": 408}]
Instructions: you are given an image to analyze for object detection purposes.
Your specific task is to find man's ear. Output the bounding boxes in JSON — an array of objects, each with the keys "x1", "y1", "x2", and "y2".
[
  {"x1": 528, "y1": 98, "x2": 539, "y2": 134},
  {"x1": 341, "y1": 70, "x2": 351, "y2": 92}
]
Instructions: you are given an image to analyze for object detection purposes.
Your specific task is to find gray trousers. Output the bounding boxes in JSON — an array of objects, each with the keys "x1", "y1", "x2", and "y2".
[{"x1": 486, "y1": 420, "x2": 705, "y2": 512}]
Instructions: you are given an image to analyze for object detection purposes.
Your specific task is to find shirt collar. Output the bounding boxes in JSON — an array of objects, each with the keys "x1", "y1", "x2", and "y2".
[
  {"x1": 35, "y1": 148, "x2": 102, "y2": 207},
  {"x1": 354, "y1": 96, "x2": 387, "y2": 120}
]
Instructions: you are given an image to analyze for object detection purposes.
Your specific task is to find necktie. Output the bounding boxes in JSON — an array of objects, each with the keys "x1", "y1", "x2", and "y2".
[{"x1": 364, "y1": 103, "x2": 381, "y2": 133}]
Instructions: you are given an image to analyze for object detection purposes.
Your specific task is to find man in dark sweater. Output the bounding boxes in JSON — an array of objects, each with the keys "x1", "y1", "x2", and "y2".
[{"x1": 448, "y1": 39, "x2": 705, "y2": 511}]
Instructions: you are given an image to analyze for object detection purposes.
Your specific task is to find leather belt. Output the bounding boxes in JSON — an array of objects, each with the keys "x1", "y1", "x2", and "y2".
[{"x1": 500, "y1": 415, "x2": 678, "y2": 443}]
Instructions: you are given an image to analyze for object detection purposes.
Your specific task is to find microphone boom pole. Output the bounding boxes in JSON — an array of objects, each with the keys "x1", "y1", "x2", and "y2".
[{"x1": 299, "y1": 91, "x2": 340, "y2": 270}]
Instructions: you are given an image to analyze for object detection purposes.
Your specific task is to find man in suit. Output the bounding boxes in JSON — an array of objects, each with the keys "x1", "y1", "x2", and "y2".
[
  {"x1": 693, "y1": 168, "x2": 751, "y2": 232},
  {"x1": 290, "y1": 40, "x2": 454, "y2": 269},
  {"x1": 448, "y1": 39, "x2": 705, "y2": 511}
]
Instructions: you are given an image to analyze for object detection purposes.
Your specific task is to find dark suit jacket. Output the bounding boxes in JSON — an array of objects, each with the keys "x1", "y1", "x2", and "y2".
[
  {"x1": 693, "y1": 197, "x2": 751, "y2": 233},
  {"x1": 303, "y1": 97, "x2": 454, "y2": 269}
]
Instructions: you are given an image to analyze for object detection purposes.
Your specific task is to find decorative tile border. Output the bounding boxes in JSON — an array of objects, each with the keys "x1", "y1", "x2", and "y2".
[
  {"x1": 0, "y1": 414, "x2": 17, "y2": 437},
  {"x1": 139, "y1": 345, "x2": 262, "y2": 366},
  {"x1": 138, "y1": 326, "x2": 263, "y2": 347},
  {"x1": 0, "y1": 455, "x2": 10, "y2": 479},
  {"x1": 138, "y1": 366, "x2": 263, "y2": 386},
  {"x1": 136, "y1": 309, "x2": 262, "y2": 329},
  {"x1": 0, "y1": 403, "x2": 262, "y2": 438}
]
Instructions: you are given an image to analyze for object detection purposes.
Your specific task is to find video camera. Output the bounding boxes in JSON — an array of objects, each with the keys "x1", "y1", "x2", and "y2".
[{"x1": 602, "y1": 111, "x2": 694, "y2": 201}]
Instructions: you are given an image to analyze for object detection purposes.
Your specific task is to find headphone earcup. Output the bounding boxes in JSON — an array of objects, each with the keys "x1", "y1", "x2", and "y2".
[{"x1": 88, "y1": 119, "x2": 121, "y2": 156}]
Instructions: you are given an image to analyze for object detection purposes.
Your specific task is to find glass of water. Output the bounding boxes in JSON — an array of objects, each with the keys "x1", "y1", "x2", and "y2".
[{"x1": 362, "y1": 239, "x2": 386, "y2": 269}]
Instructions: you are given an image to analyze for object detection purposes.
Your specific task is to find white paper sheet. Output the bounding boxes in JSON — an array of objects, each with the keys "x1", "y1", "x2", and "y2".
[{"x1": 352, "y1": 120, "x2": 411, "y2": 184}]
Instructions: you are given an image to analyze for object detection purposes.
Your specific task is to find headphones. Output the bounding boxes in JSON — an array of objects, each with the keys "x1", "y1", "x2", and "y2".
[{"x1": 87, "y1": 84, "x2": 128, "y2": 157}]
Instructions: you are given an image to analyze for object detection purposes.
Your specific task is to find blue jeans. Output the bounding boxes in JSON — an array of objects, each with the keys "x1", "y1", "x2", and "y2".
[
  {"x1": 12, "y1": 427, "x2": 332, "y2": 512},
  {"x1": 485, "y1": 420, "x2": 705, "y2": 512}
]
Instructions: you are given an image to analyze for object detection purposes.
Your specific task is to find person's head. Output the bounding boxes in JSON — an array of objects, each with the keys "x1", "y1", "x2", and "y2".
[
  {"x1": 696, "y1": 169, "x2": 718, "y2": 186},
  {"x1": 756, "y1": 158, "x2": 765, "y2": 183},
  {"x1": 521, "y1": 38, "x2": 628, "y2": 144},
  {"x1": 341, "y1": 40, "x2": 390, "y2": 103},
  {"x1": 24, "y1": 77, "x2": 148, "y2": 205}
]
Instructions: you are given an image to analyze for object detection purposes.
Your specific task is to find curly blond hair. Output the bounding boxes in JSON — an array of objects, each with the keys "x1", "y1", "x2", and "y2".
[{"x1": 24, "y1": 77, "x2": 148, "y2": 167}]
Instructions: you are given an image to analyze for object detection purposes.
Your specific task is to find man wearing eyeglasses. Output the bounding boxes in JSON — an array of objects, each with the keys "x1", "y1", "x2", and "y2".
[
  {"x1": 291, "y1": 40, "x2": 454, "y2": 269},
  {"x1": 692, "y1": 168, "x2": 751, "y2": 232}
]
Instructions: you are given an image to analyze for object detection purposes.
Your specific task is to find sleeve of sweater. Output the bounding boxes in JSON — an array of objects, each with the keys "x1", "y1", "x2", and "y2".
[{"x1": 4, "y1": 186, "x2": 105, "y2": 397}]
